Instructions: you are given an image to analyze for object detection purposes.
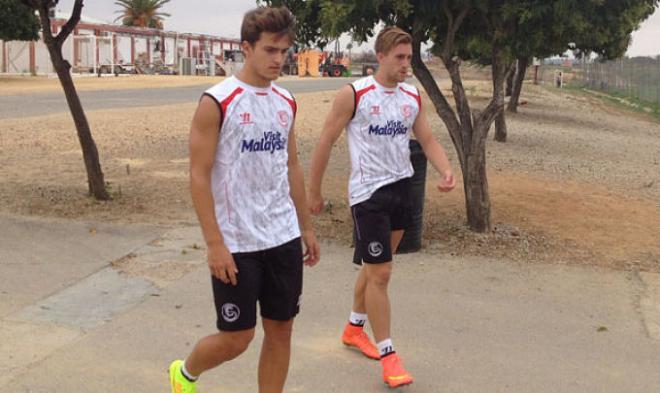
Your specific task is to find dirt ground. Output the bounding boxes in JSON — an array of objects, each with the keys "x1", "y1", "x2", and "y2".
[{"x1": 0, "y1": 75, "x2": 658, "y2": 272}]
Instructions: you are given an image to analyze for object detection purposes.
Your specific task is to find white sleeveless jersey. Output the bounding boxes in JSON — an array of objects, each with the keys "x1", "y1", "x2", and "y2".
[
  {"x1": 346, "y1": 76, "x2": 421, "y2": 206},
  {"x1": 204, "y1": 76, "x2": 300, "y2": 253}
]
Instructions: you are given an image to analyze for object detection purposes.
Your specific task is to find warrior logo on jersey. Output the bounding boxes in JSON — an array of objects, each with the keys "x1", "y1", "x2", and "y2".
[
  {"x1": 241, "y1": 131, "x2": 287, "y2": 154},
  {"x1": 277, "y1": 110, "x2": 289, "y2": 127},
  {"x1": 240, "y1": 112, "x2": 253, "y2": 125}
]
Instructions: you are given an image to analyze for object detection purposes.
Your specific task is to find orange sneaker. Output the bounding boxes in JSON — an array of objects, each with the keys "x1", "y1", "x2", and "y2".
[
  {"x1": 381, "y1": 353, "x2": 413, "y2": 388},
  {"x1": 341, "y1": 324, "x2": 380, "y2": 360}
]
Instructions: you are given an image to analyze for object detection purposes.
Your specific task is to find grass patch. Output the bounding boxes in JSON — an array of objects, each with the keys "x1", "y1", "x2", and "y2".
[{"x1": 561, "y1": 83, "x2": 660, "y2": 121}]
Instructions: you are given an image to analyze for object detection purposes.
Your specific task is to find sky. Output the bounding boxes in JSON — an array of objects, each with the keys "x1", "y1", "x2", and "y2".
[{"x1": 56, "y1": 0, "x2": 660, "y2": 57}]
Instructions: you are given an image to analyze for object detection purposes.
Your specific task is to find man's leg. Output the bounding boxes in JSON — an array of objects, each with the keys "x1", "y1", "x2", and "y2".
[
  {"x1": 352, "y1": 267, "x2": 368, "y2": 313},
  {"x1": 184, "y1": 328, "x2": 255, "y2": 376},
  {"x1": 258, "y1": 318, "x2": 294, "y2": 393},
  {"x1": 169, "y1": 329, "x2": 255, "y2": 392},
  {"x1": 173, "y1": 251, "x2": 261, "y2": 383},
  {"x1": 342, "y1": 230, "x2": 403, "y2": 359},
  {"x1": 352, "y1": 229, "x2": 404, "y2": 314},
  {"x1": 363, "y1": 229, "x2": 413, "y2": 388},
  {"x1": 360, "y1": 229, "x2": 404, "y2": 342},
  {"x1": 363, "y1": 261, "x2": 393, "y2": 342},
  {"x1": 256, "y1": 237, "x2": 303, "y2": 392},
  {"x1": 390, "y1": 230, "x2": 405, "y2": 256}
]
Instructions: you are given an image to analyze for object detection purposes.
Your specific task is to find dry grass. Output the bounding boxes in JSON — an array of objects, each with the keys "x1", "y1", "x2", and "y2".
[{"x1": 1, "y1": 77, "x2": 658, "y2": 272}]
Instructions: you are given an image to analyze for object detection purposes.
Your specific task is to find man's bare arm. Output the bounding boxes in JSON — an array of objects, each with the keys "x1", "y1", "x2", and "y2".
[
  {"x1": 288, "y1": 122, "x2": 320, "y2": 266},
  {"x1": 308, "y1": 85, "x2": 355, "y2": 213},
  {"x1": 189, "y1": 96, "x2": 238, "y2": 284},
  {"x1": 411, "y1": 102, "x2": 456, "y2": 192}
]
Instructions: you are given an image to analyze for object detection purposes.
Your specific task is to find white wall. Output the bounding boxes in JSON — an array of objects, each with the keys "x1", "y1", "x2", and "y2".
[
  {"x1": 116, "y1": 35, "x2": 131, "y2": 64},
  {"x1": 165, "y1": 37, "x2": 176, "y2": 65}
]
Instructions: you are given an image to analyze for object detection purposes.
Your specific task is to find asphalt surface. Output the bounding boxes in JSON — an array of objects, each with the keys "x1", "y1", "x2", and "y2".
[
  {"x1": 3, "y1": 75, "x2": 660, "y2": 391},
  {"x1": 2, "y1": 214, "x2": 660, "y2": 392},
  {"x1": 0, "y1": 77, "x2": 359, "y2": 119}
]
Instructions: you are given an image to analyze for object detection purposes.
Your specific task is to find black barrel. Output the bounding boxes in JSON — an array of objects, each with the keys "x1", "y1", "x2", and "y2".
[
  {"x1": 396, "y1": 139, "x2": 427, "y2": 254},
  {"x1": 352, "y1": 139, "x2": 428, "y2": 263}
]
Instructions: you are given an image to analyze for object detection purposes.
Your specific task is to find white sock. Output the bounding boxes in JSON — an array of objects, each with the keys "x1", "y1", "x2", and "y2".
[
  {"x1": 377, "y1": 338, "x2": 395, "y2": 357},
  {"x1": 181, "y1": 360, "x2": 198, "y2": 382},
  {"x1": 349, "y1": 311, "x2": 368, "y2": 327}
]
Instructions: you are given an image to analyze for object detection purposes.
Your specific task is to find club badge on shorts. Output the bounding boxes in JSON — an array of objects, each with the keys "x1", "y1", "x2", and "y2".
[
  {"x1": 221, "y1": 303, "x2": 240, "y2": 322},
  {"x1": 368, "y1": 241, "x2": 383, "y2": 257}
]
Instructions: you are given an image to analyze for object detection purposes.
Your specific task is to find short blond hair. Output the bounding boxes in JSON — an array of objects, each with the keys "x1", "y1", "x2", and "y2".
[{"x1": 375, "y1": 26, "x2": 412, "y2": 55}]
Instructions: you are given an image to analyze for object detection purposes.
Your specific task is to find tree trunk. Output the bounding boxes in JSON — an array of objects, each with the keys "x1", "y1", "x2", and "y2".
[
  {"x1": 411, "y1": 35, "x2": 493, "y2": 232},
  {"x1": 462, "y1": 144, "x2": 490, "y2": 232},
  {"x1": 33, "y1": 0, "x2": 110, "y2": 200},
  {"x1": 49, "y1": 48, "x2": 109, "y2": 200},
  {"x1": 507, "y1": 57, "x2": 529, "y2": 113},
  {"x1": 493, "y1": 108, "x2": 507, "y2": 142},
  {"x1": 505, "y1": 66, "x2": 514, "y2": 97},
  {"x1": 494, "y1": 62, "x2": 514, "y2": 142}
]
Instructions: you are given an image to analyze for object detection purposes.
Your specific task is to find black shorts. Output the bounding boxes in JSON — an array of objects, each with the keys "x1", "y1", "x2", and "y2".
[
  {"x1": 212, "y1": 237, "x2": 303, "y2": 332},
  {"x1": 351, "y1": 178, "x2": 413, "y2": 265}
]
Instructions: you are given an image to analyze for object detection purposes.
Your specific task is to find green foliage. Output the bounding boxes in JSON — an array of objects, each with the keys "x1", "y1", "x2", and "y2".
[
  {"x1": 114, "y1": 0, "x2": 171, "y2": 29},
  {"x1": 0, "y1": 0, "x2": 40, "y2": 41},
  {"x1": 572, "y1": 0, "x2": 658, "y2": 60},
  {"x1": 266, "y1": 0, "x2": 658, "y2": 63}
]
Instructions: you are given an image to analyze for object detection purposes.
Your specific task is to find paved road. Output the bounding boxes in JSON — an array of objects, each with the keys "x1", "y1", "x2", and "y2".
[
  {"x1": 2, "y1": 214, "x2": 660, "y2": 392},
  {"x1": 0, "y1": 78, "x2": 359, "y2": 120}
]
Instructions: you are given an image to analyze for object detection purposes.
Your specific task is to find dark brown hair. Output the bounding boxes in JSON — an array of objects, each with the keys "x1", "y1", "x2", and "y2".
[
  {"x1": 240, "y1": 6, "x2": 296, "y2": 46},
  {"x1": 375, "y1": 26, "x2": 412, "y2": 55}
]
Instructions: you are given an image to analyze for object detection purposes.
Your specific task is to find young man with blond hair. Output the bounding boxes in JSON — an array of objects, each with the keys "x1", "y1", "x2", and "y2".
[
  {"x1": 308, "y1": 26, "x2": 456, "y2": 388},
  {"x1": 169, "y1": 6, "x2": 320, "y2": 393}
]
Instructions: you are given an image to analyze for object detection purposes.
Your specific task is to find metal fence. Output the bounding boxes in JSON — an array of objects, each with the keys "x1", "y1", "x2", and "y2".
[{"x1": 571, "y1": 58, "x2": 660, "y2": 103}]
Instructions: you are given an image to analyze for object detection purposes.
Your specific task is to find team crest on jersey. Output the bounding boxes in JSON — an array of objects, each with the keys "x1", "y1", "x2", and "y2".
[
  {"x1": 370, "y1": 105, "x2": 381, "y2": 115},
  {"x1": 401, "y1": 104, "x2": 413, "y2": 118},
  {"x1": 277, "y1": 110, "x2": 289, "y2": 127}
]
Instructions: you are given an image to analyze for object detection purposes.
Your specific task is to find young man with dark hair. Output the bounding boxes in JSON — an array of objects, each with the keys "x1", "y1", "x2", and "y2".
[
  {"x1": 169, "y1": 6, "x2": 320, "y2": 393},
  {"x1": 308, "y1": 26, "x2": 456, "y2": 388}
]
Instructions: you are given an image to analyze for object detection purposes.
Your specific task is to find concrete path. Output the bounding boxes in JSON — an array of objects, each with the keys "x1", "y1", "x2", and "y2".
[
  {"x1": 1, "y1": 214, "x2": 659, "y2": 392},
  {"x1": 0, "y1": 78, "x2": 359, "y2": 119}
]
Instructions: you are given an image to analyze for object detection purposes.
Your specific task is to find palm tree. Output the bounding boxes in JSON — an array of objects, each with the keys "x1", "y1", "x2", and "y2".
[{"x1": 115, "y1": 0, "x2": 171, "y2": 29}]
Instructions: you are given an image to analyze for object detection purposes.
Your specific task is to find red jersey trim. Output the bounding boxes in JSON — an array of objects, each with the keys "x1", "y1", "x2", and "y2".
[
  {"x1": 355, "y1": 84, "x2": 376, "y2": 109},
  {"x1": 219, "y1": 87, "x2": 245, "y2": 128},
  {"x1": 271, "y1": 87, "x2": 297, "y2": 117},
  {"x1": 399, "y1": 86, "x2": 421, "y2": 109}
]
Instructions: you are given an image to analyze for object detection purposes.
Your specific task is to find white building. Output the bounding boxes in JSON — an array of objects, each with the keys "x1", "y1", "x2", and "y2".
[{"x1": 1, "y1": 11, "x2": 241, "y2": 75}]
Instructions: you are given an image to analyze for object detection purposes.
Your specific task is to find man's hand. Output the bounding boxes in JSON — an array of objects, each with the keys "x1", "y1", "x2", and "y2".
[
  {"x1": 308, "y1": 192, "x2": 324, "y2": 215},
  {"x1": 207, "y1": 241, "x2": 238, "y2": 285},
  {"x1": 301, "y1": 229, "x2": 320, "y2": 266},
  {"x1": 437, "y1": 170, "x2": 456, "y2": 192}
]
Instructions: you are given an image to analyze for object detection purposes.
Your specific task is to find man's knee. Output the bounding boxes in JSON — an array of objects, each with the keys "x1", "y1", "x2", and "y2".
[
  {"x1": 365, "y1": 263, "x2": 392, "y2": 288},
  {"x1": 263, "y1": 319, "x2": 294, "y2": 344},
  {"x1": 221, "y1": 329, "x2": 255, "y2": 357}
]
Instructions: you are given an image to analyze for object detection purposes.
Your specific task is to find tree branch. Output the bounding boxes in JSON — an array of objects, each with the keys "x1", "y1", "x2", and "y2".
[
  {"x1": 441, "y1": 4, "x2": 470, "y2": 62},
  {"x1": 476, "y1": 43, "x2": 507, "y2": 144},
  {"x1": 441, "y1": 3, "x2": 454, "y2": 61},
  {"x1": 56, "y1": 0, "x2": 83, "y2": 45},
  {"x1": 411, "y1": 33, "x2": 464, "y2": 162},
  {"x1": 453, "y1": 6, "x2": 470, "y2": 36}
]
